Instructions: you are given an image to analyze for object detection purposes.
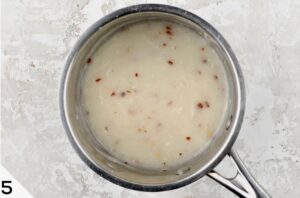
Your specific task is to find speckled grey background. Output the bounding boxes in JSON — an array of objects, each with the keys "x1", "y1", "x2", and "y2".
[{"x1": 1, "y1": 0, "x2": 300, "y2": 197}]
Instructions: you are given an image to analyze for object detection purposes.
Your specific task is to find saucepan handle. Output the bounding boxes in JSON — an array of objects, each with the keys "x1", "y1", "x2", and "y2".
[{"x1": 207, "y1": 149, "x2": 270, "y2": 198}]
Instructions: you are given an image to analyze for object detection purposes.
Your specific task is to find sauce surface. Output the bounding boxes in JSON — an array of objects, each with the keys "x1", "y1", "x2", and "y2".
[{"x1": 82, "y1": 21, "x2": 228, "y2": 169}]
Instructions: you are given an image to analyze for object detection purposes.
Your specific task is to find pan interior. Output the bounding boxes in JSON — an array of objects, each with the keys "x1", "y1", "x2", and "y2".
[{"x1": 63, "y1": 10, "x2": 241, "y2": 188}]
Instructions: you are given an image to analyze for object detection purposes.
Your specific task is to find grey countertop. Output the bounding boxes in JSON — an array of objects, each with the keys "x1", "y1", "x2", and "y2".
[{"x1": 2, "y1": 0, "x2": 300, "y2": 197}]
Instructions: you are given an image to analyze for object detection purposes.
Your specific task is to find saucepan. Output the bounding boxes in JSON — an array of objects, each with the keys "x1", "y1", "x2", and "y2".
[{"x1": 60, "y1": 4, "x2": 270, "y2": 197}]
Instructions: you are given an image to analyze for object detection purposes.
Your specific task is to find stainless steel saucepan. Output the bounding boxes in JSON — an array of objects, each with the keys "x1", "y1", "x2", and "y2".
[{"x1": 60, "y1": 4, "x2": 270, "y2": 197}]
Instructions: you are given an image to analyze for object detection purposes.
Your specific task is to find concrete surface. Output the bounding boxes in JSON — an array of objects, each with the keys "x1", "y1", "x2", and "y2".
[{"x1": 1, "y1": 0, "x2": 300, "y2": 197}]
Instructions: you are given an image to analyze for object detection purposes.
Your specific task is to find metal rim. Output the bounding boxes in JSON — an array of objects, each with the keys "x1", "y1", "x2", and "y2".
[{"x1": 59, "y1": 4, "x2": 246, "y2": 192}]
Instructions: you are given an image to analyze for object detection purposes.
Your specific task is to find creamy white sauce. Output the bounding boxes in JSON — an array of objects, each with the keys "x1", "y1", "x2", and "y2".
[{"x1": 82, "y1": 21, "x2": 228, "y2": 169}]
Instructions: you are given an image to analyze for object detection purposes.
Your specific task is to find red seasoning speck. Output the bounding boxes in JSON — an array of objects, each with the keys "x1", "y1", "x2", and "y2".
[
  {"x1": 186, "y1": 136, "x2": 191, "y2": 141},
  {"x1": 197, "y1": 102, "x2": 204, "y2": 109},
  {"x1": 135, "y1": 73, "x2": 139, "y2": 77},
  {"x1": 111, "y1": 92, "x2": 116, "y2": 96},
  {"x1": 166, "y1": 25, "x2": 171, "y2": 30},
  {"x1": 86, "y1": 57, "x2": 92, "y2": 64},
  {"x1": 95, "y1": 78, "x2": 101, "y2": 82},
  {"x1": 166, "y1": 30, "x2": 172, "y2": 36},
  {"x1": 168, "y1": 60, "x2": 174, "y2": 65}
]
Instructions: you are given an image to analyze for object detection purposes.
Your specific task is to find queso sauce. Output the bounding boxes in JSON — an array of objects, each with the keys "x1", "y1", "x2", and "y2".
[{"x1": 82, "y1": 21, "x2": 228, "y2": 169}]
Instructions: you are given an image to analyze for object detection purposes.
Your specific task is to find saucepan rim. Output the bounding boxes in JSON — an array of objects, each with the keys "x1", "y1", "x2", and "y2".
[{"x1": 59, "y1": 3, "x2": 245, "y2": 191}]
